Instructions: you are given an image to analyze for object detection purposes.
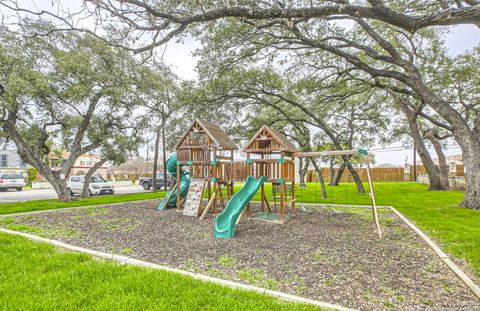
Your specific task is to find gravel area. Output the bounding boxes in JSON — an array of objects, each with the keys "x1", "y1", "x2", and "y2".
[{"x1": 2, "y1": 200, "x2": 480, "y2": 311}]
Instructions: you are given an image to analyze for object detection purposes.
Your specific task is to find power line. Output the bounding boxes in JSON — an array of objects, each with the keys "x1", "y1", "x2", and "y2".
[{"x1": 369, "y1": 144, "x2": 460, "y2": 153}]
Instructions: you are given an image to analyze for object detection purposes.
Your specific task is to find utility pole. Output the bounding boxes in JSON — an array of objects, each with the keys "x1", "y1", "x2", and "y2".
[
  {"x1": 162, "y1": 109, "x2": 168, "y2": 191},
  {"x1": 146, "y1": 140, "x2": 149, "y2": 162}
]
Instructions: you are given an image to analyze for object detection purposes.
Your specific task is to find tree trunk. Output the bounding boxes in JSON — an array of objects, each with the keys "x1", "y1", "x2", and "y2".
[
  {"x1": 460, "y1": 149, "x2": 480, "y2": 208},
  {"x1": 332, "y1": 163, "x2": 345, "y2": 186},
  {"x1": 310, "y1": 158, "x2": 327, "y2": 198},
  {"x1": 346, "y1": 164, "x2": 365, "y2": 193},
  {"x1": 408, "y1": 75, "x2": 480, "y2": 207},
  {"x1": 49, "y1": 176, "x2": 71, "y2": 202},
  {"x1": 393, "y1": 96, "x2": 447, "y2": 190},
  {"x1": 425, "y1": 131, "x2": 450, "y2": 189},
  {"x1": 329, "y1": 156, "x2": 336, "y2": 186},
  {"x1": 81, "y1": 158, "x2": 108, "y2": 198},
  {"x1": 298, "y1": 157, "x2": 309, "y2": 188},
  {"x1": 152, "y1": 125, "x2": 161, "y2": 193}
]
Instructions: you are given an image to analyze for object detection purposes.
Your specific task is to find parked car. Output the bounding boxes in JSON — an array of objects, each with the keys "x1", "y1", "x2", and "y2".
[
  {"x1": 139, "y1": 173, "x2": 171, "y2": 190},
  {"x1": 0, "y1": 173, "x2": 25, "y2": 191},
  {"x1": 67, "y1": 175, "x2": 114, "y2": 196}
]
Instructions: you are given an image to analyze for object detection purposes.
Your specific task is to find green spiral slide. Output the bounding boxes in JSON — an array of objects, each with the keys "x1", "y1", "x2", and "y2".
[
  {"x1": 157, "y1": 153, "x2": 191, "y2": 210},
  {"x1": 214, "y1": 175, "x2": 267, "y2": 238}
]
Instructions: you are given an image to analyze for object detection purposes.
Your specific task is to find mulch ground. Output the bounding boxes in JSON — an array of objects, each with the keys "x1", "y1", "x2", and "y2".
[{"x1": 3, "y1": 200, "x2": 480, "y2": 311}]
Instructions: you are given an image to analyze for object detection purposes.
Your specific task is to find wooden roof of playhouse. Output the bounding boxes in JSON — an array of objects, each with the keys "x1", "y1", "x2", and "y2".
[
  {"x1": 243, "y1": 125, "x2": 299, "y2": 154},
  {"x1": 176, "y1": 119, "x2": 238, "y2": 150}
]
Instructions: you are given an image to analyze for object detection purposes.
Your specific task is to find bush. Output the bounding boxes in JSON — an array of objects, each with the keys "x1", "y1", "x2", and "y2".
[{"x1": 27, "y1": 167, "x2": 38, "y2": 185}]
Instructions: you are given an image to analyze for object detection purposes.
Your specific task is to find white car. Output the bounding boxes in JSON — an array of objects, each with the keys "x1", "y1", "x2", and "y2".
[
  {"x1": 0, "y1": 173, "x2": 25, "y2": 191},
  {"x1": 67, "y1": 176, "x2": 115, "y2": 196}
]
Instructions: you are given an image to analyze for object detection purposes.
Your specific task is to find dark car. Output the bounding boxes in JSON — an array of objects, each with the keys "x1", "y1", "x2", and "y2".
[{"x1": 139, "y1": 173, "x2": 171, "y2": 190}]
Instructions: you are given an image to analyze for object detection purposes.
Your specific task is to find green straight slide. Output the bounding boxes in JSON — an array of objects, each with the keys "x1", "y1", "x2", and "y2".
[
  {"x1": 157, "y1": 153, "x2": 191, "y2": 210},
  {"x1": 214, "y1": 175, "x2": 267, "y2": 238}
]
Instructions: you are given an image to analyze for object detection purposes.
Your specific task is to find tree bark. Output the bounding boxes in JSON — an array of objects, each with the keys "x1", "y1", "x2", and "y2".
[
  {"x1": 298, "y1": 157, "x2": 309, "y2": 188},
  {"x1": 310, "y1": 158, "x2": 327, "y2": 198},
  {"x1": 152, "y1": 125, "x2": 161, "y2": 193},
  {"x1": 81, "y1": 158, "x2": 108, "y2": 198},
  {"x1": 50, "y1": 177, "x2": 71, "y2": 202},
  {"x1": 329, "y1": 156, "x2": 336, "y2": 186},
  {"x1": 332, "y1": 163, "x2": 345, "y2": 186},
  {"x1": 425, "y1": 131, "x2": 450, "y2": 189},
  {"x1": 460, "y1": 149, "x2": 480, "y2": 208},
  {"x1": 347, "y1": 164, "x2": 366, "y2": 193}
]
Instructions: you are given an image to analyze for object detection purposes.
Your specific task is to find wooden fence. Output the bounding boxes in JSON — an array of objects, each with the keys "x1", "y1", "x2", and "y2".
[{"x1": 306, "y1": 165, "x2": 465, "y2": 183}]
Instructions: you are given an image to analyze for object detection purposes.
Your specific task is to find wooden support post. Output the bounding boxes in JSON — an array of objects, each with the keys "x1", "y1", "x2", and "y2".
[
  {"x1": 280, "y1": 152, "x2": 285, "y2": 223},
  {"x1": 196, "y1": 179, "x2": 207, "y2": 216},
  {"x1": 263, "y1": 193, "x2": 272, "y2": 213},
  {"x1": 236, "y1": 211, "x2": 244, "y2": 226},
  {"x1": 212, "y1": 147, "x2": 218, "y2": 214},
  {"x1": 207, "y1": 180, "x2": 211, "y2": 200},
  {"x1": 291, "y1": 179, "x2": 296, "y2": 217},
  {"x1": 366, "y1": 162, "x2": 382, "y2": 238},
  {"x1": 260, "y1": 154, "x2": 265, "y2": 212},
  {"x1": 280, "y1": 183, "x2": 285, "y2": 223},
  {"x1": 200, "y1": 187, "x2": 218, "y2": 220},
  {"x1": 176, "y1": 164, "x2": 181, "y2": 210},
  {"x1": 161, "y1": 184, "x2": 176, "y2": 208}
]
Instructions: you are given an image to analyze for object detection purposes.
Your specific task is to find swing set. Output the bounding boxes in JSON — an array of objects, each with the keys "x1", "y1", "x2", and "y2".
[{"x1": 295, "y1": 149, "x2": 382, "y2": 238}]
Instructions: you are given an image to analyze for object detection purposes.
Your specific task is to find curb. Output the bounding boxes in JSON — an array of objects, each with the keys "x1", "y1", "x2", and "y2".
[{"x1": 0, "y1": 228, "x2": 356, "y2": 311}]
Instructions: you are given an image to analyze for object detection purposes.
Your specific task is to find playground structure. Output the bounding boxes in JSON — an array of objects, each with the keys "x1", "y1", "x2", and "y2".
[
  {"x1": 158, "y1": 119, "x2": 239, "y2": 216},
  {"x1": 158, "y1": 119, "x2": 380, "y2": 238}
]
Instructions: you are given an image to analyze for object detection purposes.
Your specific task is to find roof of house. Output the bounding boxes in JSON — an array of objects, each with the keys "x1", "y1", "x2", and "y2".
[
  {"x1": 243, "y1": 125, "x2": 299, "y2": 153},
  {"x1": 175, "y1": 119, "x2": 238, "y2": 150}
]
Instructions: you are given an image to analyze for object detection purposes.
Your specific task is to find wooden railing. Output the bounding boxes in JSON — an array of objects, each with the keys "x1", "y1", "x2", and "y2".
[{"x1": 184, "y1": 159, "x2": 295, "y2": 183}]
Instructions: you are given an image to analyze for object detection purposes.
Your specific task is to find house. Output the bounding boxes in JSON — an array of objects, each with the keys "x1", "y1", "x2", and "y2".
[
  {"x1": 432, "y1": 153, "x2": 463, "y2": 166},
  {"x1": 0, "y1": 149, "x2": 29, "y2": 174},
  {"x1": 49, "y1": 152, "x2": 108, "y2": 179}
]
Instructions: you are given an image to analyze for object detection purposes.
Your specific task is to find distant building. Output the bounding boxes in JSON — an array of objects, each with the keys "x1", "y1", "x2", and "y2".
[
  {"x1": 433, "y1": 153, "x2": 463, "y2": 166},
  {"x1": 49, "y1": 152, "x2": 108, "y2": 179},
  {"x1": 0, "y1": 149, "x2": 29, "y2": 174}
]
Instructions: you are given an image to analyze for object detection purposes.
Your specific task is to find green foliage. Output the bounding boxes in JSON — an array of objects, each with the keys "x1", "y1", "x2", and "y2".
[
  {"x1": 0, "y1": 23, "x2": 144, "y2": 200},
  {"x1": 27, "y1": 167, "x2": 38, "y2": 183}
]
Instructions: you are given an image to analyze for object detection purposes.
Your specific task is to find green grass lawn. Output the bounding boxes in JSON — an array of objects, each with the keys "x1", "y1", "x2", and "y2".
[
  {"x1": 0, "y1": 233, "x2": 318, "y2": 310},
  {"x1": 0, "y1": 191, "x2": 166, "y2": 215}
]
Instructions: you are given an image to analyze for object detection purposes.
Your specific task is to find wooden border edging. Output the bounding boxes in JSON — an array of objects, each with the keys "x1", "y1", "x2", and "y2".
[
  {"x1": 0, "y1": 228, "x2": 356, "y2": 311},
  {"x1": 387, "y1": 206, "x2": 480, "y2": 300}
]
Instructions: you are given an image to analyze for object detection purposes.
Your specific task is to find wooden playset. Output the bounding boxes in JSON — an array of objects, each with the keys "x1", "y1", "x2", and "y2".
[{"x1": 161, "y1": 119, "x2": 380, "y2": 238}]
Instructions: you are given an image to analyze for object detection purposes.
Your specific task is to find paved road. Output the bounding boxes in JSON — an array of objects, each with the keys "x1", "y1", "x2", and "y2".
[{"x1": 0, "y1": 185, "x2": 147, "y2": 203}]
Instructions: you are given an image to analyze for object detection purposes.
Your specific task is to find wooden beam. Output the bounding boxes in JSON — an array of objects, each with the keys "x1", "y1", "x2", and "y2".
[
  {"x1": 366, "y1": 162, "x2": 382, "y2": 238},
  {"x1": 200, "y1": 187, "x2": 218, "y2": 220},
  {"x1": 294, "y1": 149, "x2": 364, "y2": 157},
  {"x1": 176, "y1": 164, "x2": 181, "y2": 210},
  {"x1": 161, "y1": 185, "x2": 176, "y2": 209},
  {"x1": 196, "y1": 179, "x2": 207, "y2": 217}
]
